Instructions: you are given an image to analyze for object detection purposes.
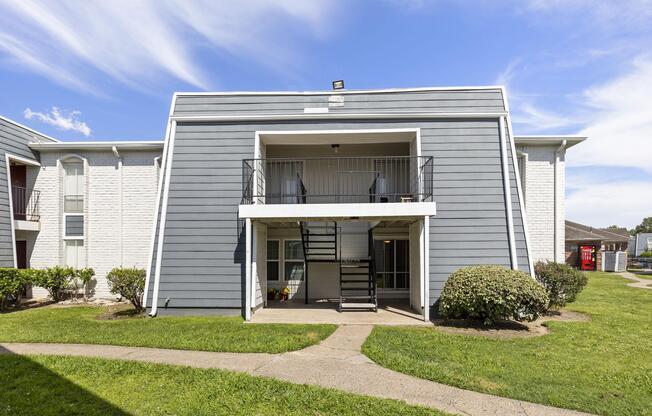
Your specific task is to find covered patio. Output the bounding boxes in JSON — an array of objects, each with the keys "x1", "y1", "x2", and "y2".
[{"x1": 249, "y1": 300, "x2": 431, "y2": 326}]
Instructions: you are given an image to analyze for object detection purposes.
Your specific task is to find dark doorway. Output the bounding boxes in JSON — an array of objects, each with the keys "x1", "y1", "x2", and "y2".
[
  {"x1": 15, "y1": 240, "x2": 27, "y2": 269},
  {"x1": 11, "y1": 165, "x2": 27, "y2": 221}
]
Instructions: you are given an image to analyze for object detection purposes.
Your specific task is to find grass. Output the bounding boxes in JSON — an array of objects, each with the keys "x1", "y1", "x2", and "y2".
[
  {"x1": 363, "y1": 272, "x2": 652, "y2": 416},
  {"x1": 0, "y1": 306, "x2": 335, "y2": 353},
  {"x1": 0, "y1": 354, "x2": 448, "y2": 416},
  {"x1": 633, "y1": 272, "x2": 652, "y2": 280}
]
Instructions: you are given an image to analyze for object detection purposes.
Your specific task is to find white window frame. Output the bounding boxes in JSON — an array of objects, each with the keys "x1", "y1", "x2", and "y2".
[
  {"x1": 59, "y1": 155, "x2": 87, "y2": 267},
  {"x1": 282, "y1": 239, "x2": 305, "y2": 282},
  {"x1": 266, "y1": 239, "x2": 280, "y2": 282},
  {"x1": 375, "y1": 238, "x2": 410, "y2": 291}
]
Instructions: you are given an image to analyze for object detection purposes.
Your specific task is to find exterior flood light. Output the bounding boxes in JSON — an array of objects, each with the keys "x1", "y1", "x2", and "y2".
[{"x1": 332, "y1": 80, "x2": 344, "y2": 90}]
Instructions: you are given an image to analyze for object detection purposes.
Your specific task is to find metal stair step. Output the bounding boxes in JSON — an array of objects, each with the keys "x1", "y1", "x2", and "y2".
[{"x1": 340, "y1": 302, "x2": 377, "y2": 310}]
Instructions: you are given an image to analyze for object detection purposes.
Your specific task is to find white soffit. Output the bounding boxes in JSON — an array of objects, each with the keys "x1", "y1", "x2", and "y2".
[{"x1": 259, "y1": 129, "x2": 417, "y2": 145}]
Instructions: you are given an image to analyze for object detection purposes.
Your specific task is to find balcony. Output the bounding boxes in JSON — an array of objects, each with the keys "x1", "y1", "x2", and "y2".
[
  {"x1": 12, "y1": 186, "x2": 40, "y2": 228},
  {"x1": 241, "y1": 156, "x2": 434, "y2": 208}
]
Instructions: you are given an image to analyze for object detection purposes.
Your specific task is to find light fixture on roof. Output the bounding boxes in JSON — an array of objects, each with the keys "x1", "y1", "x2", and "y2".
[{"x1": 332, "y1": 80, "x2": 344, "y2": 90}]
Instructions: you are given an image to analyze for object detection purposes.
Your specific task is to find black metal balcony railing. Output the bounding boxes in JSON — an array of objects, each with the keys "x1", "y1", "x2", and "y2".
[
  {"x1": 242, "y1": 156, "x2": 434, "y2": 205},
  {"x1": 12, "y1": 186, "x2": 40, "y2": 221}
]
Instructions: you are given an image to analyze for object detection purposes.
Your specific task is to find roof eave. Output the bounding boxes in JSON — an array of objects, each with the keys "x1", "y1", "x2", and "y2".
[
  {"x1": 29, "y1": 141, "x2": 164, "y2": 151},
  {"x1": 514, "y1": 135, "x2": 587, "y2": 149}
]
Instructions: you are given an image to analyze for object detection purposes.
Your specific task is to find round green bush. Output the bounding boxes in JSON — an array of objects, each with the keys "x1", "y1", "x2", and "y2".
[
  {"x1": 438, "y1": 265, "x2": 549, "y2": 325},
  {"x1": 534, "y1": 261, "x2": 588, "y2": 309}
]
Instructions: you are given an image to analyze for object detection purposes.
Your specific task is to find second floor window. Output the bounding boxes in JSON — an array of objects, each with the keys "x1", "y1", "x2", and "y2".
[{"x1": 63, "y1": 161, "x2": 84, "y2": 213}]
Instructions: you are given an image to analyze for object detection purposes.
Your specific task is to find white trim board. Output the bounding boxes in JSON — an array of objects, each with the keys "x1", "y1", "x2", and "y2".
[
  {"x1": 257, "y1": 128, "x2": 419, "y2": 146},
  {"x1": 4, "y1": 154, "x2": 18, "y2": 267},
  {"x1": 171, "y1": 112, "x2": 507, "y2": 123},
  {"x1": 173, "y1": 85, "x2": 506, "y2": 97},
  {"x1": 239, "y1": 202, "x2": 436, "y2": 221},
  {"x1": 30, "y1": 141, "x2": 164, "y2": 151}
]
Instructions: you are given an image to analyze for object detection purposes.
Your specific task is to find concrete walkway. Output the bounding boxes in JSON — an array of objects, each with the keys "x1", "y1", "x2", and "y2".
[
  {"x1": 1, "y1": 326, "x2": 593, "y2": 416},
  {"x1": 618, "y1": 271, "x2": 652, "y2": 289}
]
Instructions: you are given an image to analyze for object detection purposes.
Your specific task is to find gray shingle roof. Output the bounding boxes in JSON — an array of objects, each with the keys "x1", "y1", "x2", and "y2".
[{"x1": 566, "y1": 221, "x2": 630, "y2": 242}]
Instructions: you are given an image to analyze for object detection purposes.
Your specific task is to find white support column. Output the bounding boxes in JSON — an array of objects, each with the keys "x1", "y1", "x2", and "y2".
[
  {"x1": 245, "y1": 218, "x2": 252, "y2": 321},
  {"x1": 423, "y1": 216, "x2": 430, "y2": 322}
]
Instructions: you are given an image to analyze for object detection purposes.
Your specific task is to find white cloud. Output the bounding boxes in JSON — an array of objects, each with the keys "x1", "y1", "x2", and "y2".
[
  {"x1": 566, "y1": 181, "x2": 652, "y2": 229},
  {"x1": 0, "y1": 0, "x2": 335, "y2": 93},
  {"x1": 568, "y1": 56, "x2": 652, "y2": 173},
  {"x1": 513, "y1": 101, "x2": 579, "y2": 131},
  {"x1": 24, "y1": 107, "x2": 91, "y2": 137}
]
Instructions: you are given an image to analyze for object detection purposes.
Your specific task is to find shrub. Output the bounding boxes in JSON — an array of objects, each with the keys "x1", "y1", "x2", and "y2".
[
  {"x1": 641, "y1": 251, "x2": 652, "y2": 258},
  {"x1": 439, "y1": 265, "x2": 549, "y2": 325},
  {"x1": 106, "y1": 267, "x2": 146, "y2": 312},
  {"x1": 74, "y1": 268, "x2": 96, "y2": 301},
  {"x1": 0, "y1": 268, "x2": 28, "y2": 311},
  {"x1": 33, "y1": 266, "x2": 75, "y2": 302},
  {"x1": 534, "y1": 261, "x2": 588, "y2": 309}
]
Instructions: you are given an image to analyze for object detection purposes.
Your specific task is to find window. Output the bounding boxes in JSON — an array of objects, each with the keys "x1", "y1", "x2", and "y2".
[
  {"x1": 64, "y1": 240, "x2": 85, "y2": 268},
  {"x1": 374, "y1": 239, "x2": 409, "y2": 289},
  {"x1": 62, "y1": 158, "x2": 85, "y2": 267},
  {"x1": 63, "y1": 161, "x2": 84, "y2": 213},
  {"x1": 284, "y1": 240, "x2": 305, "y2": 281},
  {"x1": 265, "y1": 161, "x2": 303, "y2": 204},
  {"x1": 267, "y1": 240, "x2": 280, "y2": 281}
]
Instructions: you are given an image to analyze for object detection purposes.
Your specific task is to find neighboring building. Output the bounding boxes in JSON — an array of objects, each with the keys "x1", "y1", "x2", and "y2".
[
  {"x1": 513, "y1": 136, "x2": 586, "y2": 264},
  {"x1": 0, "y1": 85, "x2": 587, "y2": 320},
  {"x1": 630, "y1": 233, "x2": 652, "y2": 256},
  {"x1": 565, "y1": 221, "x2": 629, "y2": 272},
  {"x1": 1, "y1": 115, "x2": 163, "y2": 299}
]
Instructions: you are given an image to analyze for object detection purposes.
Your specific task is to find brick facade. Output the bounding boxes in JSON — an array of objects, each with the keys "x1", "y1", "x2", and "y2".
[
  {"x1": 29, "y1": 149, "x2": 160, "y2": 299},
  {"x1": 516, "y1": 144, "x2": 565, "y2": 263}
]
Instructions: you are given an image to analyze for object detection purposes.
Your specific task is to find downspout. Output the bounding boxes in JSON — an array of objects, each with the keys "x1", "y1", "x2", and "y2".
[
  {"x1": 516, "y1": 150, "x2": 528, "y2": 209},
  {"x1": 554, "y1": 140, "x2": 567, "y2": 263},
  {"x1": 112, "y1": 146, "x2": 123, "y2": 265}
]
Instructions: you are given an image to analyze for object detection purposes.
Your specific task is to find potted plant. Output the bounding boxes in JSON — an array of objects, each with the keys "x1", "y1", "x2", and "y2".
[
  {"x1": 267, "y1": 288, "x2": 278, "y2": 300},
  {"x1": 280, "y1": 287, "x2": 290, "y2": 302}
]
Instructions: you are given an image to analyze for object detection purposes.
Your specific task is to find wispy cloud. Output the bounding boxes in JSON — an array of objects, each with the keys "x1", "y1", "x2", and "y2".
[
  {"x1": 566, "y1": 180, "x2": 652, "y2": 229},
  {"x1": 495, "y1": 59, "x2": 521, "y2": 87},
  {"x1": 0, "y1": 0, "x2": 335, "y2": 94},
  {"x1": 569, "y1": 56, "x2": 652, "y2": 174},
  {"x1": 24, "y1": 107, "x2": 91, "y2": 137}
]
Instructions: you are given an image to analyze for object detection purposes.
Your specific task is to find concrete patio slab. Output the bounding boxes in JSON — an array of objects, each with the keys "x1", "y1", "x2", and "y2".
[{"x1": 250, "y1": 300, "x2": 431, "y2": 325}]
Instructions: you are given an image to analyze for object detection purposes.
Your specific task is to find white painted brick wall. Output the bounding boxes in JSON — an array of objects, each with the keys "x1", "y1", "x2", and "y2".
[
  {"x1": 29, "y1": 149, "x2": 160, "y2": 299},
  {"x1": 517, "y1": 144, "x2": 565, "y2": 263}
]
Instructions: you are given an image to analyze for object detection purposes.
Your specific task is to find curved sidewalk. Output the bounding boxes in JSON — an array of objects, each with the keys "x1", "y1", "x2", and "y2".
[
  {"x1": 618, "y1": 271, "x2": 652, "y2": 289},
  {"x1": 0, "y1": 325, "x2": 593, "y2": 416}
]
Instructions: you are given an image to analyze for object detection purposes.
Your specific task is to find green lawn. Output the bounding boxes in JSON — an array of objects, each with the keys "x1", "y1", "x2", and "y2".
[
  {"x1": 0, "y1": 354, "x2": 447, "y2": 416},
  {"x1": 363, "y1": 272, "x2": 652, "y2": 416},
  {"x1": 0, "y1": 306, "x2": 335, "y2": 353},
  {"x1": 633, "y1": 272, "x2": 652, "y2": 280}
]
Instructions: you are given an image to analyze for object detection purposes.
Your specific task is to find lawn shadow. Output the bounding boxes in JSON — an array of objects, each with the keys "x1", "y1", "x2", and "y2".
[
  {"x1": 0, "y1": 298, "x2": 55, "y2": 314},
  {"x1": 0, "y1": 346, "x2": 129, "y2": 415}
]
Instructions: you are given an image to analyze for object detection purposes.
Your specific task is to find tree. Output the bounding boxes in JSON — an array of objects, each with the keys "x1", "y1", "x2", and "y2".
[{"x1": 632, "y1": 217, "x2": 652, "y2": 235}]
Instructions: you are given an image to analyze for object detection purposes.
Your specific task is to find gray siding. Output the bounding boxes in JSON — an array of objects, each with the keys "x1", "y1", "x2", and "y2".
[
  {"x1": 148, "y1": 89, "x2": 530, "y2": 314},
  {"x1": 0, "y1": 118, "x2": 51, "y2": 267},
  {"x1": 173, "y1": 89, "x2": 505, "y2": 116}
]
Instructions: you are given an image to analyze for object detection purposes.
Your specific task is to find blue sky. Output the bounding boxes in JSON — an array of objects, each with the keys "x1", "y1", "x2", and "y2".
[{"x1": 0, "y1": 0, "x2": 650, "y2": 228}]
